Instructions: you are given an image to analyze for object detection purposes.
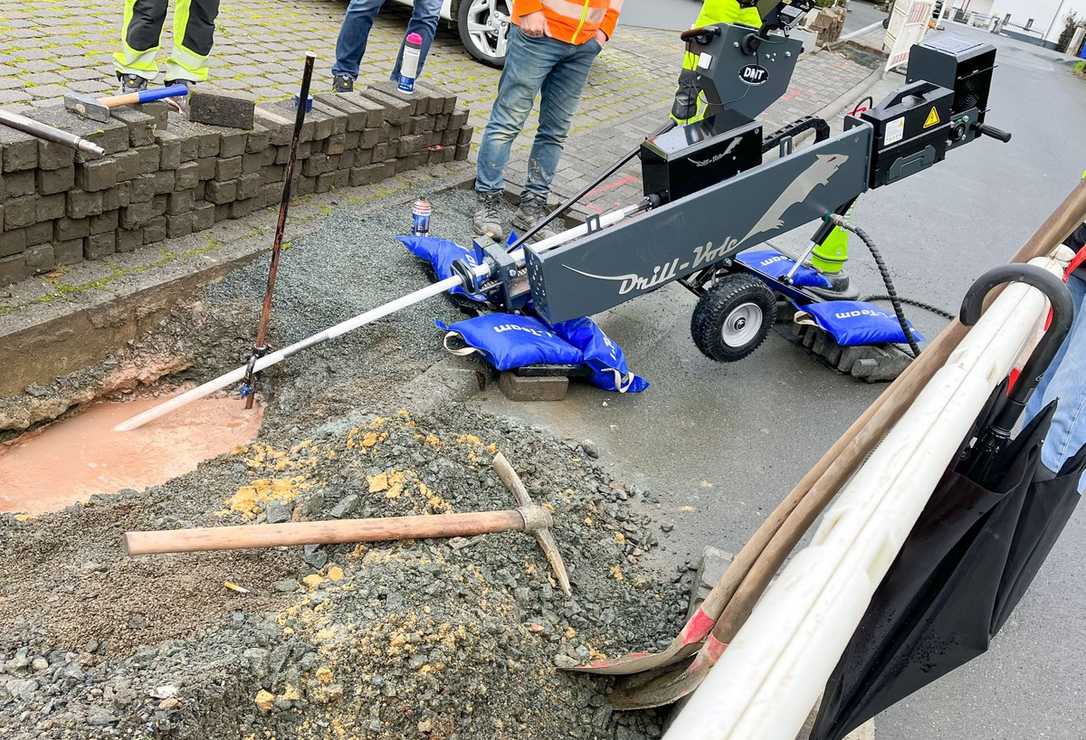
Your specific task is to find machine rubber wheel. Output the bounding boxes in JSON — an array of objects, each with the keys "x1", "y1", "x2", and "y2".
[
  {"x1": 457, "y1": 0, "x2": 512, "y2": 68},
  {"x1": 691, "y1": 275, "x2": 777, "y2": 363}
]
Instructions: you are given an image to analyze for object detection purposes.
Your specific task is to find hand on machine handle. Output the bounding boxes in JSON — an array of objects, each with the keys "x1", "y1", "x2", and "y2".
[{"x1": 975, "y1": 123, "x2": 1012, "y2": 143}]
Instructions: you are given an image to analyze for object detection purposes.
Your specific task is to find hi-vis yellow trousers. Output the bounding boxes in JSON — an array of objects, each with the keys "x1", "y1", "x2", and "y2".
[{"x1": 113, "y1": 0, "x2": 220, "y2": 82}]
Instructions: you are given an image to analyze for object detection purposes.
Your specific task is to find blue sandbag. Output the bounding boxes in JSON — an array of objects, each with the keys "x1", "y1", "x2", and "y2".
[
  {"x1": 397, "y1": 235, "x2": 487, "y2": 302},
  {"x1": 550, "y1": 317, "x2": 650, "y2": 393},
  {"x1": 796, "y1": 301, "x2": 925, "y2": 347},
  {"x1": 735, "y1": 248, "x2": 832, "y2": 289},
  {"x1": 436, "y1": 313, "x2": 583, "y2": 372}
]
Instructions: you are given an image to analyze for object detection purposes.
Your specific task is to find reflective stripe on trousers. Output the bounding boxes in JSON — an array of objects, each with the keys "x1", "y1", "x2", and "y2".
[{"x1": 114, "y1": 0, "x2": 221, "y2": 81}]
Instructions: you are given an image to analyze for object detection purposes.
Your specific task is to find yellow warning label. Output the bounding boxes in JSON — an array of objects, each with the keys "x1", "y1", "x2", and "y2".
[{"x1": 923, "y1": 107, "x2": 942, "y2": 129}]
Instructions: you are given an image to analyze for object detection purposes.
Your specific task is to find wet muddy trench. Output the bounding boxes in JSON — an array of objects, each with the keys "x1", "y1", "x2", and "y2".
[{"x1": 0, "y1": 189, "x2": 486, "y2": 517}]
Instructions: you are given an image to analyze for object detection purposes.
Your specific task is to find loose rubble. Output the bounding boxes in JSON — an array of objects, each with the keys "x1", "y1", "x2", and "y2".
[{"x1": 0, "y1": 404, "x2": 693, "y2": 739}]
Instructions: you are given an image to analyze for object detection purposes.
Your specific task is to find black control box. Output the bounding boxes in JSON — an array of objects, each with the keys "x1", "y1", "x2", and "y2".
[
  {"x1": 641, "y1": 121, "x2": 763, "y2": 204},
  {"x1": 850, "y1": 80, "x2": 955, "y2": 188},
  {"x1": 906, "y1": 35, "x2": 996, "y2": 123}
]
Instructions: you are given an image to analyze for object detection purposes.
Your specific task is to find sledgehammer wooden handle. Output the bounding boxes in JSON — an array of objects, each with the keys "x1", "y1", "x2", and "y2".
[{"x1": 125, "y1": 510, "x2": 537, "y2": 555}]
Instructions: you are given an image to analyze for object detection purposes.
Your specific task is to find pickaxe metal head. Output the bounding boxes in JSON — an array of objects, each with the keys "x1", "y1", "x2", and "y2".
[{"x1": 492, "y1": 452, "x2": 573, "y2": 597}]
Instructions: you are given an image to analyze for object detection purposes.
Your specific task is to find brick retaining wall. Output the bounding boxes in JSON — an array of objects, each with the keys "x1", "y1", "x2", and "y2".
[{"x1": 0, "y1": 82, "x2": 472, "y2": 286}]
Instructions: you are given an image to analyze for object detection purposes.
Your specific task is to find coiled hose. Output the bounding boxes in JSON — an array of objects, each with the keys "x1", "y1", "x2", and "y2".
[{"x1": 828, "y1": 214, "x2": 923, "y2": 358}]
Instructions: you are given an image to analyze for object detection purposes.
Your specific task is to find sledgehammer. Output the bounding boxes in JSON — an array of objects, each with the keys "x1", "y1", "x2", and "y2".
[
  {"x1": 124, "y1": 453, "x2": 573, "y2": 596},
  {"x1": 64, "y1": 84, "x2": 189, "y2": 123}
]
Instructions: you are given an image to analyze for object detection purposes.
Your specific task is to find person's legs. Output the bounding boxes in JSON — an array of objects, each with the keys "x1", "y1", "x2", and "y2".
[
  {"x1": 521, "y1": 38, "x2": 600, "y2": 200},
  {"x1": 332, "y1": 0, "x2": 386, "y2": 80},
  {"x1": 475, "y1": 28, "x2": 563, "y2": 196},
  {"x1": 114, "y1": 0, "x2": 169, "y2": 82},
  {"x1": 389, "y1": 0, "x2": 442, "y2": 81},
  {"x1": 165, "y1": 0, "x2": 221, "y2": 83},
  {"x1": 1025, "y1": 274, "x2": 1086, "y2": 491}
]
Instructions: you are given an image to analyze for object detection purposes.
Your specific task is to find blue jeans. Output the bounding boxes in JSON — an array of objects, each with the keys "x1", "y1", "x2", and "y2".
[
  {"x1": 1024, "y1": 273, "x2": 1086, "y2": 492},
  {"x1": 332, "y1": 0, "x2": 442, "y2": 81},
  {"x1": 476, "y1": 26, "x2": 601, "y2": 199}
]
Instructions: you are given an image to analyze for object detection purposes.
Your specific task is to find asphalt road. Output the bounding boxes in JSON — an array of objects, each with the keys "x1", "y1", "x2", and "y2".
[{"x1": 471, "y1": 24, "x2": 1086, "y2": 740}]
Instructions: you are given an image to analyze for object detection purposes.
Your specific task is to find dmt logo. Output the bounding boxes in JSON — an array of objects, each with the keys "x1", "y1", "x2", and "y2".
[{"x1": 739, "y1": 64, "x2": 769, "y2": 86}]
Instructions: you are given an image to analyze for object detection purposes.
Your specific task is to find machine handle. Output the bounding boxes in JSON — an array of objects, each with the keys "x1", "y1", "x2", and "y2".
[
  {"x1": 975, "y1": 123, "x2": 1012, "y2": 143},
  {"x1": 680, "y1": 25, "x2": 722, "y2": 42}
]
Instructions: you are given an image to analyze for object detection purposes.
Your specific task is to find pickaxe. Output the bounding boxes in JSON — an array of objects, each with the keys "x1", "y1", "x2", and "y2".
[
  {"x1": 124, "y1": 452, "x2": 572, "y2": 597},
  {"x1": 64, "y1": 84, "x2": 189, "y2": 123}
]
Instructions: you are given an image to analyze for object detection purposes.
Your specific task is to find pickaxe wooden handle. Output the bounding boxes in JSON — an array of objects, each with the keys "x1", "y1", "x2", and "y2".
[
  {"x1": 492, "y1": 452, "x2": 573, "y2": 598},
  {"x1": 125, "y1": 507, "x2": 553, "y2": 555}
]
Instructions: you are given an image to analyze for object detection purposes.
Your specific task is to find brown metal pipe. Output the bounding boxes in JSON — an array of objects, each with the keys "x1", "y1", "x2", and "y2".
[{"x1": 126, "y1": 509, "x2": 532, "y2": 556}]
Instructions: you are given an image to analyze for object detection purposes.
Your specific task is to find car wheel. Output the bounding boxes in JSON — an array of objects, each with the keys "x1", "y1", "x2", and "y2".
[{"x1": 456, "y1": 0, "x2": 512, "y2": 67}]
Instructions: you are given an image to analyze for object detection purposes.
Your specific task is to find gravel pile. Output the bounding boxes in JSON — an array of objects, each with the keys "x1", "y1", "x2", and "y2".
[{"x1": 0, "y1": 403, "x2": 691, "y2": 739}]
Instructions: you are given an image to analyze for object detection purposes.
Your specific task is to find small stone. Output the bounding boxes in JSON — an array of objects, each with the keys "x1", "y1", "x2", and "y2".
[
  {"x1": 303, "y1": 544, "x2": 328, "y2": 569},
  {"x1": 265, "y1": 501, "x2": 292, "y2": 524},
  {"x1": 24, "y1": 384, "x2": 51, "y2": 398},
  {"x1": 158, "y1": 696, "x2": 181, "y2": 711},
  {"x1": 661, "y1": 522, "x2": 674, "y2": 533},
  {"x1": 553, "y1": 654, "x2": 578, "y2": 669},
  {"x1": 302, "y1": 574, "x2": 324, "y2": 591},
  {"x1": 408, "y1": 653, "x2": 428, "y2": 670},
  {"x1": 254, "y1": 689, "x2": 275, "y2": 713},
  {"x1": 582, "y1": 440, "x2": 600, "y2": 459},
  {"x1": 85, "y1": 707, "x2": 117, "y2": 726},
  {"x1": 149, "y1": 685, "x2": 177, "y2": 700},
  {"x1": 329, "y1": 494, "x2": 359, "y2": 519},
  {"x1": 273, "y1": 579, "x2": 300, "y2": 593},
  {"x1": 6, "y1": 678, "x2": 38, "y2": 700},
  {"x1": 31, "y1": 658, "x2": 48, "y2": 672}
]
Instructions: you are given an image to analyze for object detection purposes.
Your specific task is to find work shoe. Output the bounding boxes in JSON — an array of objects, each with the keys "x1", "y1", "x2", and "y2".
[
  {"x1": 118, "y1": 73, "x2": 148, "y2": 94},
  {"x1": 164, "y1": 79, "x2": 192, "y2": 114},
  {"x1": 512, "y1": 194, "x2": 557, "y2": 242},
  {"x1": 332, "y1": 74, "x2": 354, "y2": 93},
  {"x1": 473, "y1": 192, "x2": 505, "y2": 240}
]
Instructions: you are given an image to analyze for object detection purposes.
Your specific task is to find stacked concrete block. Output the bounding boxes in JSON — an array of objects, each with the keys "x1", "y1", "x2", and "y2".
[{"x1": 0, "y1": 84, "x2": 474, "y2": 286}]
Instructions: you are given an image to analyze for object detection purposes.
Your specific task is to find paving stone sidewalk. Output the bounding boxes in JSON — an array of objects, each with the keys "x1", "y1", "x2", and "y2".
[{"x1": 0, "y1": 0, "x2": 881, "y2": 216}]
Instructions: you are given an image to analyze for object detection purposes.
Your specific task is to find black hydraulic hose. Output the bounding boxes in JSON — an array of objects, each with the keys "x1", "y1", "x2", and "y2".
[
  {"x1": 829, "y1": 215, "x2": 923, "y2": 358},
  {"x1": 861, "y1": 295, "x2": 955, "y2": 321},
  {"x1": 507, "y1": 121, "x2": 676, "y2": 252}
]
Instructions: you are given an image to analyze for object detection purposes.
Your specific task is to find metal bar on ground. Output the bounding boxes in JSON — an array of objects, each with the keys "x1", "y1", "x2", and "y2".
[
  {"x1": 245, "y1": 52, "x2": 317, "y2": 409},
  {"x1": 0, "y1": 109, "x2": 105, "y2": 157}
]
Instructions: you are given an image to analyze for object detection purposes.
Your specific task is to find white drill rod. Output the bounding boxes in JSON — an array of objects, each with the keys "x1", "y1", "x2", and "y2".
[{"x1": 115, "y1": 204, "x2": 643, "y2": 432}]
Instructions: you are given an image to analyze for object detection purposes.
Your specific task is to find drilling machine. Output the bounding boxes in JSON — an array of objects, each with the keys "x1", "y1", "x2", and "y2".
[{"x1": 452, "y1": 0, "x2": 1010, "y2": 378}]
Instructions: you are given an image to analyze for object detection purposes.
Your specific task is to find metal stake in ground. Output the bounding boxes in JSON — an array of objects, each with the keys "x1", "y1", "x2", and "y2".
[{"x1": 243, "y1": 52, "x2": 317, "y2": 410}]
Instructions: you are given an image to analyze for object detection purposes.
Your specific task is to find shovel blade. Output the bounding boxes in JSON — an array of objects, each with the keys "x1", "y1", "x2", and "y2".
[
  {"x1": 564, "y1": 641, "x2": 702, "y2": 676},
  {"x1": 607, "y1": 657, "x2": 709, "y2": 710}
]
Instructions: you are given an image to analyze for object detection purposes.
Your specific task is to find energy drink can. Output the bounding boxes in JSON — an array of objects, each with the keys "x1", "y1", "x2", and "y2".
[{"x1": 411, "y1": 197, "x2": 432, "y2": 236}]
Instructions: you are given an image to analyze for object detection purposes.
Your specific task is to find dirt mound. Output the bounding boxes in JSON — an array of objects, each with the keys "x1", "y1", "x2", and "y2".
[{"x1": 0, "y1": 404, "x2": 689, "y2": 739}]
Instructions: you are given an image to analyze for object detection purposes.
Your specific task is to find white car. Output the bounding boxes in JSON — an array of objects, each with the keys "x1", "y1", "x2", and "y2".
[{"x1": 393, "y1": 0, "x2": 513, "y2": 67}]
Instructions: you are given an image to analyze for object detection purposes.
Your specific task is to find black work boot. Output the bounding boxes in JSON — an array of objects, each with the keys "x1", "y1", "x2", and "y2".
[
  {"x1": 512, "y1": 194, "x2": 557, "y2": 242},
  {"x1": 472, "y1": 192, "x2": 505, "y2": 240},
  {"x1": 332, "y1": 74, "x2": 354, "y2": 93},
  {"x1": 118, "y1": 73, "x2": 149, "y2": 94}
]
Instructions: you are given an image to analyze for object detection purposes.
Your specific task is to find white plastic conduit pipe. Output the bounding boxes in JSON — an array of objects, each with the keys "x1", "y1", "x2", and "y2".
[
  {"x1": 665, "y1": 254, "x2": 1070, "y2": 740},
  {"x1": 115, "y1": 204, "x2": 643, "y2": 432}
]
